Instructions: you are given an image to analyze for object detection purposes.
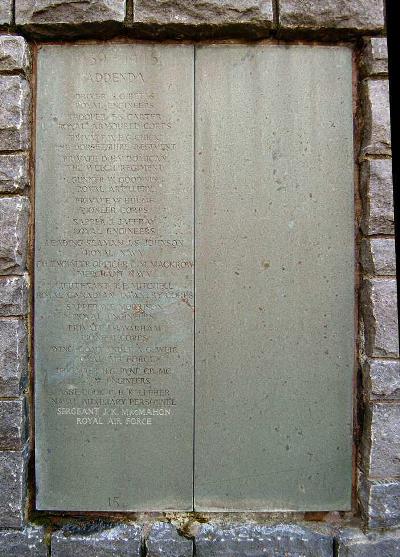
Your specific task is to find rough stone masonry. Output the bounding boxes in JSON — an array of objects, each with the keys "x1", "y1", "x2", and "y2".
[{"x1": 0, "y1": 0, "x2": 398, "y2": 555}]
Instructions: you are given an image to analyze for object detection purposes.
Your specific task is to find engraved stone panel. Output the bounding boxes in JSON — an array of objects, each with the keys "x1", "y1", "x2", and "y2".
[
  {"x1": 36, "y1": 43, "x2": 355, "y2": 512},
  {"x1": 194, "y1": 45, "x2": 354, "y2": 510},
  {"x1": 35, "y1": 44, "x2": 194, "y2": 511}
]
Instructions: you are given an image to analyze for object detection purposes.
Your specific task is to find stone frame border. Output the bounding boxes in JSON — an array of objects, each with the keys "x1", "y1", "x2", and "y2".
[
  {"x1": 29, "y1": 34, "x2": 361, "y2": 519},
  {"x1": 0, "y1": 1, "x2": 398, "y2": 555}
]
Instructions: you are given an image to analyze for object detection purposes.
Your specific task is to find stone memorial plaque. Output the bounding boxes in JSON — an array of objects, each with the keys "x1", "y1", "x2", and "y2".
[
  {"x1": 35, "y1": 43, "x2": 355, "y2": 512},
  {"x1": 35, "y1": 44, "x2": 194, "y2": 510},
  {"x1": 195, "y1": 45, "x2": 354, "y2": 510}
]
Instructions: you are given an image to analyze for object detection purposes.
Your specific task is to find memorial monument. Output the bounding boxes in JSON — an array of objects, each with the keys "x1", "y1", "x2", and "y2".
[
  {"x1": 0, "y1": 1, "x2": 397, "y2": 554},
  {"x1": 35, "y1": 43, "x2": 354, "y2": 511}
]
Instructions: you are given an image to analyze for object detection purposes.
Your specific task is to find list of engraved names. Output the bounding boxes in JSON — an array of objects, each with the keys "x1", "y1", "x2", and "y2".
[{"x1": 35, "y1": 44, "x2": 194, "y2": 510}]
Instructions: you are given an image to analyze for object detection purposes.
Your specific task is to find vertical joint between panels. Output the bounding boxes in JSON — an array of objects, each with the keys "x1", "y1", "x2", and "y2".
[{"x1": 192, "y1": 45, "x2": 196, "y2": 512}]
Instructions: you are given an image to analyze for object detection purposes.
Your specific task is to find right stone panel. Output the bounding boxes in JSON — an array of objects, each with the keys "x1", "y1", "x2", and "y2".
[{"x1": 195, "y1": 45, "x2": 354, "y2": 510}]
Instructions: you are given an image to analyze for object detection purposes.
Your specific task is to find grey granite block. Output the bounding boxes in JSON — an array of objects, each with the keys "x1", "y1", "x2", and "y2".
[
  {"x1": 134, "y1": 0, "x2": 273, "y2": 28},
  {"x1": 0, "y1": 275, "x2": 29, "y2": 316},
  {"x1": 0, "y1": 197, "x2": 30, "y2": 275},
  {"x1": 16, "y1": 0, "x2": 126, "y2": 35},
  {"x1": 359, "y1": 473, "x2": 400, "y2": 529},
  {"x1": 361, "y1": 159, "x2": 394, "y2": 235},
  {"x1": 361, "y1": 237, "x2": 396, "y2": 276},
  {"x1": 362, "y1": 278, "x2": 399, "y2": 358},
  {"x1": 0, "y1": 1, "x2": 12, "y2": 25},
  {"x1": 279, "y1": 0, "x2": 385, "y2": 32},
  {"x1": 0, "y1": 35, "x2": 30, "y2": 73},
  {"x1": 0, "y1": 447, "x2": 27, "y2": 528},
  {"x1": 195, "y1": 523, "x2": 333, "y2": 556},
  {"x1": 0, "y1": 398, "x2": 27, "y2": 450},
  {"x1": 0, "y1": 76, "x2": 31, "y2": 150},
  {"x1": 0, "y1": 527, "x2": 47, "y2": 557},
  {"x1": 362, "y1": 79, "x2": 391, "y2": 157},
  {"x1": 0, "y1": 318, "x2": 27, "y2": 396},
  {"x1": 0, "y1": 154, "x2": 29, "y2": 193},
  {"x1": 338, "y1": 528, "x2": 400, "y2": 556},
  {"x1": 363, "y1": 359, "x2": 400, "y2": 400},
  {"x1": 361, "y1": 37, "x2": 388, "y2": 77},
  {"x1": 51, "y1": 524, "x2": 142, "y2": 557},
  {"x1": 147, "y1": 522, "x2": 193, "y2": 557},
  {"x1": 363, "y1": 402, "x2": 400, "y2": 478}
]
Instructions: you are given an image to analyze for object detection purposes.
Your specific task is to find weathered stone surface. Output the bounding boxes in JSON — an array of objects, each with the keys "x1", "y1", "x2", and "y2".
[
  {"x1": 0, "y1": 35, "x2": 30, "y2": 72},
  {"x1": 361, "y1": 238, "x2": 396, "y2": 276},
  {"x1": 0, "y1": 527, "x2": 47, "y2": 557},
  {"x1": 0, "y1": 197, "x2": 30, "y2": 275},
  {"x1": 0, "y1": 1, "x2": 12, "y2": 25},
  {"x1": 359, "y1": 474, "x2": 400, "y2": 529},
  {"x1": 16, "y1": 0, "x2": 125, "y2": 33},
  {"x1": 361, "y1": 37, "x2": 388, "y2": 77},
  {"x1": 279, "y1": 0, "x2": 385, "y2": 31},
  {"x1": 338, "y1": 528, "x2": 400, "y2": 556},
  {"x1": 364, "y1": 359, "x2": 400, "y2": 400},
  {"x1": 0, "y1": 154, "x2": 29, "y2": 193},
  {"x1": 134, "y1": 0, "x2": 273, "y2": 27},
  {"x1": 363, "y1": 403, "x2": 400, "y2": 478},
  {"x1": 362, "y1": 79, "x2": 391, "y2": 157},
  {"x1": 362, "y1": 279, "x2": 399, "y2": 358},
  {"x1": 195, "y1": 45, "x2": 353, "y2": 512},
  {"x1": 0, "y1": 275, "x2": 28, "y2": 316},
  {"x1": 147, "y1": 522, "x2": 193, "y2": 557},
  {"x1": 0, "y1": 448, "x2": 27, "y2": 528},
  {"x1": 51, "y1": 524, "x2": 142, "y2": 557},
  {"x1": 0, "y1": 76, "x2": 30, "y2": 150},
  {"x1": 0, "y1": 398, "x2": 26, "y2": 450},
  {"x1": 0, "y1": 318, "x2": 27, "y2": 396},
  {"x1": 361, "y1": 159, "x2": 394, "y2": 235},
  {"x1": 195, "y1": 523, "x2": 333, "y2": 556}
]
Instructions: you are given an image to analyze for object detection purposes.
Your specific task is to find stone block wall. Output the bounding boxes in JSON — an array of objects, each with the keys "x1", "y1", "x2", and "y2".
[
  {"x1": 358, "y1": 36, "x2": 400, "y2": 535},
  {"x1": 0, "y1": 30, "x2": 31, "y2": 537},
  {"x1": 0, "y1": 0, "x2": 398, "y2": 555}
]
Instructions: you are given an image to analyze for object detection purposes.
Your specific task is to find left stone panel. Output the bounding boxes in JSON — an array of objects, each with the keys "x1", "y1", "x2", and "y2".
[{"x1": 35, "y1": 44, "x2": 194, "y2": 511}]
